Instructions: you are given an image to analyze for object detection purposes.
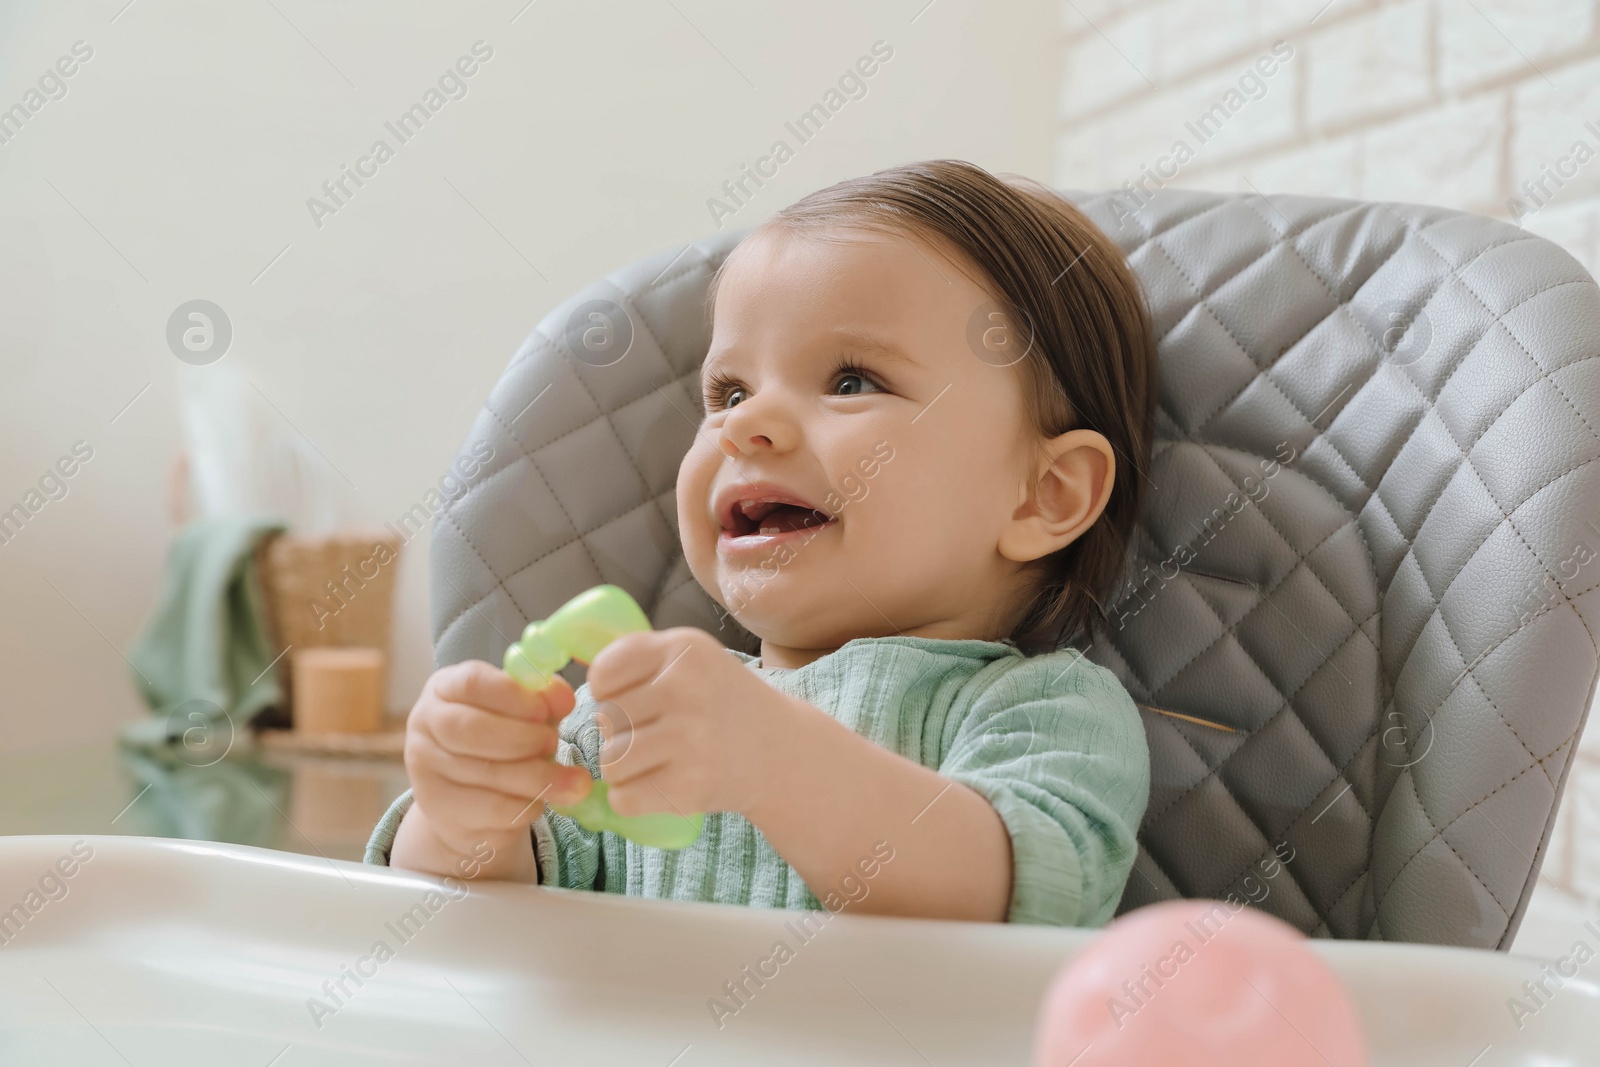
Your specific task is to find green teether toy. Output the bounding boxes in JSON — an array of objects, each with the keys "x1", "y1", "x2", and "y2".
[{"x1": 502, "y1": 584, "x2": 704, "y2": 850}]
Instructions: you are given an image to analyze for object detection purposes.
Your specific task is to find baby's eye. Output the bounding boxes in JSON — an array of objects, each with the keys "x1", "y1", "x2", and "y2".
[
  {"x1": 832, "y1": 364, "x2": 884, "y2": 396},
  {"x1": 702, "y1": 373, "x2": 746, "y2": 410}
]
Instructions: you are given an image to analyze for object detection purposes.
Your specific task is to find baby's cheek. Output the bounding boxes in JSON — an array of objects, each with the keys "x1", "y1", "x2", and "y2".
[{"x1": 675, "y1": 446, "x2": 718, "y2": 528}]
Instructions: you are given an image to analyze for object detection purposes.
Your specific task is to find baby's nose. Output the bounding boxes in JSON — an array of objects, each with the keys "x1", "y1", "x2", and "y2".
[{"x1": 720, "y1": 432, "x2": 772, "y2": 456}]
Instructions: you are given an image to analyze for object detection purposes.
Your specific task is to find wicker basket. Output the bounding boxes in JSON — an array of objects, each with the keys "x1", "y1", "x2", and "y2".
[{"x1": 253, "y1": 530, "x2": 401, "y2": 727}]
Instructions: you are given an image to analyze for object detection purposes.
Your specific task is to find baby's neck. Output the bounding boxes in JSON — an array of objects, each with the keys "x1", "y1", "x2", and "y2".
[
  {"x1": 755, "y1": 643, "x2": 831, "y2": 671},
  {"x1": 755, "y1": 617, "x2": 1016, "y2": 669}
]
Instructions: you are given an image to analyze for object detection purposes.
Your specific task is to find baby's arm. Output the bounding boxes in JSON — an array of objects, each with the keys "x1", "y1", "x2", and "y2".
[
  {"x1": 391, "y1": 794, "x2": 536, "y2": 881},
  {"x1": 581, "y1": 627, "x2": 1144, "y2": 922},
  {"x1": 582, "y1": 629, "x2": 1010, "y2": 918},
  {"x1": 933, "y1": 653, "x2": 1150, "y2": 925},
  {"x1": 746, "y1": 704, "x2": 1014, "y2": 921},
  {"x1": 745, "y1": 651, "x2": 1149, "y2": 925}
]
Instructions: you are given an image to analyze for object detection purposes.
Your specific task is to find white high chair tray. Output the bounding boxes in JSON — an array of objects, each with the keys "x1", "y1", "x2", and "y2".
[{"x1": 0, "y1": 836, "x2": 1592, "y2": 1065}]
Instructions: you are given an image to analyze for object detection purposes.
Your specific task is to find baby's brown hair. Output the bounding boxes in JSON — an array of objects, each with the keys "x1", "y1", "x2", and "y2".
[{"x1": 713, "y1": 159, "x2": 1159, "y2": 655}]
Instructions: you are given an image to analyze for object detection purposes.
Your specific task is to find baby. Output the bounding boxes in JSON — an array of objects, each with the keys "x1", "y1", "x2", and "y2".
[{"x1": 367, "y1": 159, "x2": 1157, "y2": 927}]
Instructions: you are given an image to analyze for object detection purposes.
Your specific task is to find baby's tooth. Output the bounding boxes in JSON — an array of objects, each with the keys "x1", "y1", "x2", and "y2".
[{"x1": 759, "y1": 525, "x2": 779, "y2": 535}]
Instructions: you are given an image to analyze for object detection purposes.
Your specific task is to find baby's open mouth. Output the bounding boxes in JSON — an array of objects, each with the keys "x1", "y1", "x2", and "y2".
[
  {"x1": 726, "y1": 500, "x2": 835, "y2": 537},
  {"x1": 714, "y1": 482, "x2": 839, "y2": 549}
]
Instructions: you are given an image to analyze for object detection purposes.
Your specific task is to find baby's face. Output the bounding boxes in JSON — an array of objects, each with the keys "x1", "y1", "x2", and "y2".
[{"x1": 677, "y1": 224, "x2": 1044, "y2": 659}]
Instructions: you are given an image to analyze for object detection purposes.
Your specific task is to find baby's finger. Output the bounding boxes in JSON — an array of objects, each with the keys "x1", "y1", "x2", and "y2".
[
  {"x1": 424, "y1": 701, "x2": 561, "y2": 761},
  {"x1": 430, "y1": 747, "x2": 592, "y2": 806},
  {"x1": 586, "y1": 631, "x2": 672, "y2": 700},
  {"x1": 433, "y1": 659, "x2": 572, "y2": 722},
  {"x1": 532, "y1": 673, "x2": 576, "y2": 721},
  {"x1": 598, "y1": 717, "x2": 672, "y2": 780},
  {"x1": 418, "y1": 781, "x2": 563, "y2": 835},
  {"x1": 606, "y1": 769, "x2": 692, "y2": 818}
]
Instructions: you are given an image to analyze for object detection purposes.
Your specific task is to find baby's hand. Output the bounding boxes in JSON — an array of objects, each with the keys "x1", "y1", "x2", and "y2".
[
  {"x1": 584, "y1": 627, "x2": 798, "y2": 818},
  {"x1": 399, "y1": 660, "x2": 594, "y2": 865}
]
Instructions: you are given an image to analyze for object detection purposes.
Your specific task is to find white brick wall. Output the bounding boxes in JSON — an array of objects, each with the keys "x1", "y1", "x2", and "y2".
[
  {"x1": 1306, "y1": 0, "x2": 1434, "y2": 132},
  {"x1": 1056, "y1": 39, "x2": 1301, "y2": 190},
  {"x1": 1362, "y1": 94, "x2": 1502, "y2": 206},
  {"x1": 1438, "y1": 0, "x2": 1597, "y2": 92},
  {"x1": 1055, "y1": 0, "x2": 1600, "y2": 953},
  {"x1": 1056, "y1": 0, "x2": 1600, "y2": 281},
  {"x1": 1511, "y1": 53, "x2": 1600, "y2": 212}
]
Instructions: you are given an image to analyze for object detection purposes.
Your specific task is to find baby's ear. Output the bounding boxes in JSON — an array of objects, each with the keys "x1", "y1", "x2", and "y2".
[{"x1": 997, "y1": 430, "x2": 1114, "y2": 563}]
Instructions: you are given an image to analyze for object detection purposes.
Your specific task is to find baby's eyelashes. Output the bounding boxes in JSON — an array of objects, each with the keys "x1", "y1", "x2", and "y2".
[
  {"x1": 699, "y1": 362, "x2": 890, "y2": 412},
  {"x1": 827, "y1": 358, "x2": 888, "y2": 397},
  {"x1": 833, "y1": 371, "x2": 879, "y2": 395},
  {"x1": 701, "y1": 371, "x2": 745, "y2": 410}
]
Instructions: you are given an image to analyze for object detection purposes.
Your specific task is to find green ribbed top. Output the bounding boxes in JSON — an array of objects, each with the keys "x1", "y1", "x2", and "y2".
[{"x1": 364, "y1": 635, "x2": 1150, "y2": 927}]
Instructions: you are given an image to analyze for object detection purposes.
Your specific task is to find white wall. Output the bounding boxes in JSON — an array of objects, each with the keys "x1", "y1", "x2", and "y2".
[
  {"x1": 1053, "y1": 0, "x2": 1600, "y2": 278},
  {"x1": 0, "y1": 0, "x2": 1061, "y2": 754}
]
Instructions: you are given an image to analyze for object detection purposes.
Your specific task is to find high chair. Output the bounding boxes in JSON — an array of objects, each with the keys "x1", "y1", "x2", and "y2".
[
  {"x1": 4, "y1": 189, "x2": 1598, "y2": 1064},
  {"x1": 436, "y1": 187, "x2": 1600, "y2": 952}
]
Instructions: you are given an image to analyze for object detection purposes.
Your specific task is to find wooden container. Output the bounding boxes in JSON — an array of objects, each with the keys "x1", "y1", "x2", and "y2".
[
  {"x1": 291, "y1": 647, "x2": 385, "y2": 735},
  {"x1": 253, "y1": 530, "x2": 401, "y2": 726}
]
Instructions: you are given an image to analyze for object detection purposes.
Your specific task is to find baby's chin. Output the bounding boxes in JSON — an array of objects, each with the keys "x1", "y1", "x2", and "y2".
[{"x1": 714, "y1": 589, "x2": 893, "y2": 653}]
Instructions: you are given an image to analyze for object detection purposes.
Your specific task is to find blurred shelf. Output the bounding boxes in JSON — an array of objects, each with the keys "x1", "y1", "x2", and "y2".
[
  {"x1": 0, "y1": 735, "x2": 410, "y2": 864},
  {"x1": 254, "y1": 725, "x2": 405, "y2": 758}
]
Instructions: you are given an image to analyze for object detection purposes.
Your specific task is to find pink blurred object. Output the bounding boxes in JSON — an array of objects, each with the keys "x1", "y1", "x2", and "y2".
[{"x1": 1033, "y1": 900, "x2": 1369, "y2": 1066}]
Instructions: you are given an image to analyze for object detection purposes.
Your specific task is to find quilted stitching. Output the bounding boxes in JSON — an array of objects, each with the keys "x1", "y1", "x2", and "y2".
[
  {"x1": 427, "y1": 192, "x2": 1600, "y2": 949},
  {"x1": 1087, "y1": 195, "x2": 1600, "y2": 948},
  {"x1": 1371, "y1": 281, "x2": 1600, "y2": 782},
  {"x1": 1115, "y1": 453, "x2": 1382, "y2": 873}
]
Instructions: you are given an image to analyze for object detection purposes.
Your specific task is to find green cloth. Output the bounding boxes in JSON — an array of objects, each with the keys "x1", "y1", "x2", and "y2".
[
  {"x1": 117, "y1": 743, "x2": 289, "y2": 845},
  {"x1": 365, "y1": 635, "x2": 1151, "y2": 927},
  {"x1": 122, "y1": 516, "x2": 286, "y2": 749}
]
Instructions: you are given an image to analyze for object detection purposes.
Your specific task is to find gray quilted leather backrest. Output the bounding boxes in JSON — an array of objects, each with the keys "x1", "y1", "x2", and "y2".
[{"x1": 428, "y1": 189, "x2": 1600, "y2": 949}]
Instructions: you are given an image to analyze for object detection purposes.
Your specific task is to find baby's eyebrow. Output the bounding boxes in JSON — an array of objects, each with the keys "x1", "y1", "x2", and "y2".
[
  {"x1": 829, "y1": 328, "x2": 923, "y2": 368},
  {"x1": 700, "y1": 350, "x2": 733, "y2": 384},
  {"x1": 699, "y1": 329, "x2": 922, "y2": 387}
]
